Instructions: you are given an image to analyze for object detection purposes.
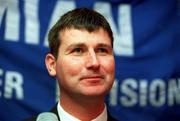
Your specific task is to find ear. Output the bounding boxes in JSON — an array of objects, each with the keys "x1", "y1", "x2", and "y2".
[{"x1": 45, "y1": 53, "x2": 56, "y2": 76}]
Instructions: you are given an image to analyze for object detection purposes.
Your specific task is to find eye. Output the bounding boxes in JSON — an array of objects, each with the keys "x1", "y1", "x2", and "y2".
[
  {"x1": 97, "y1": 48, "x2": 109, "y2": 54},
  {"x1": 71, "y1": 48, "x2": 84, "y2": 55}
]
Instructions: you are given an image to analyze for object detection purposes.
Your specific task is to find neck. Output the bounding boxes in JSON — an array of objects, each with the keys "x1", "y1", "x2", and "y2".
[{"x1": 60, "y1": 93, "x2": 105, "y2": 121}]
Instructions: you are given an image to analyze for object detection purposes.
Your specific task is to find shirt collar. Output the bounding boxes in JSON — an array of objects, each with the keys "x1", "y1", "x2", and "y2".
[{"x1": 57, "y1": 101, "x2": 107, "y2": 121}]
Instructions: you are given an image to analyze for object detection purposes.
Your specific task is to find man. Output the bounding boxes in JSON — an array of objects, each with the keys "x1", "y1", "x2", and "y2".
[{"x1": 24, "y1": 7, "x2": 117, "y2": 121}]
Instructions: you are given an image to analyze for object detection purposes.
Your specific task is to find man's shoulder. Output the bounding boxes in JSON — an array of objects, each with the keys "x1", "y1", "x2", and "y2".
[
  {"x1": 107, "y1": 111, "x2": 119, "y2": 121},
  {"x1": 108, "y1": 115, "x2": 119, "y2": 121}
]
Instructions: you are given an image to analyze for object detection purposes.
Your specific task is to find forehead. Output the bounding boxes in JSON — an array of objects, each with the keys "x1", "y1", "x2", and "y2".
[{"x1": 59, "y1": 28, "x2": 112, "y2": 47}]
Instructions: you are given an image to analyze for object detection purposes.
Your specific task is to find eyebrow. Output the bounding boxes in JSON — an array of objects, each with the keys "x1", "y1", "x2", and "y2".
[
  {"x1": 97, "y1": 43, "x2": 112, "y2": 49},
  {"x1": 66, "y1": 43, "x2": 86, "y2": 50},
  {"x1": 66, "y1": 43, "x2": 112, "y2": 49}
]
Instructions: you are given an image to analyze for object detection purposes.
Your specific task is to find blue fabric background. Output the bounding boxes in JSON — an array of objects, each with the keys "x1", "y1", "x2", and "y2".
[{"x1": 0, "y1": 0, "x2": 179, "y2": 121}]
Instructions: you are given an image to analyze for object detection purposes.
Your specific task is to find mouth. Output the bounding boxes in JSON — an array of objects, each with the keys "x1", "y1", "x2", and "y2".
[{"x1": 80, "y1": 75, "x2": 104, "y2": 83}]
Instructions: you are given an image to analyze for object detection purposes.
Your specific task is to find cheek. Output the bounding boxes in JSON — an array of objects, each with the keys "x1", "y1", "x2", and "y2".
[
  {"x1": 100, "y1": 58, "x2": 115, "y2": 73},
  {"x1": 60, "y1": 58, "x2": 83, "y2": 76}
]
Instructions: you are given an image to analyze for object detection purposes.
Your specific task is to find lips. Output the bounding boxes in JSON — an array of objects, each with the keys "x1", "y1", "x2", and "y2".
[{"x1": 80, "y1": 74, "x2": 104, "y2": 83}]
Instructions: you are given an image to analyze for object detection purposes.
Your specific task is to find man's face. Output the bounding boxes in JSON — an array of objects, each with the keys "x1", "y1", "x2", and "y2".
[{"x1": 46, "y1": 28, "x2": 115, "y2": 99}]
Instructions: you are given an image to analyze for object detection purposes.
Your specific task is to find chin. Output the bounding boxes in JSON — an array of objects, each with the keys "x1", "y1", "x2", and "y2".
[{"x1": 82, "y1": 86, "x2": 109, "y2": 97}]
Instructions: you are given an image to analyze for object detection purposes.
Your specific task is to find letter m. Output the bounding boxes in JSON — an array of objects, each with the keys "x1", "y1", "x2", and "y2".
[{"x1": 0, "y1": 0, "x2": 20, "y2": 41}]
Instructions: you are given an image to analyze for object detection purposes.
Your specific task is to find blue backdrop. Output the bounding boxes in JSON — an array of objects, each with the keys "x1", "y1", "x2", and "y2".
[{"x1": 0, "y1": 0, "x2": 179, "y2": 121}]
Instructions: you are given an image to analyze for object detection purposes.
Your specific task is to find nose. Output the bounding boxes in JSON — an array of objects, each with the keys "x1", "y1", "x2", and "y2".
[{"x1": 85, "y1": 49, "x2": 100, "y2": 70}]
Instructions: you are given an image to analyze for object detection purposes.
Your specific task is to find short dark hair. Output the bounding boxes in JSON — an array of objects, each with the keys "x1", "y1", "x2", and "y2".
[{"x1": 48, "y1": 7, "x2": 114, "y2": 58}]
